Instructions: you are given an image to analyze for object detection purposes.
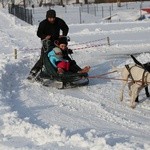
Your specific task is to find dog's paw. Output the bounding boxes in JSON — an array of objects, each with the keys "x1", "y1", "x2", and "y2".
[{"x1": 130, "y1": 103, "x2": 136, "y2": 109}]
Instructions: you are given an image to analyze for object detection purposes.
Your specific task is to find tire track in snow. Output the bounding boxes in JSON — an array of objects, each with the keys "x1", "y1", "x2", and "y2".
[
  {"x1": 0, "y1": 57, "x2": 51, "y2": 128},
  {"x1": 76, "y1": 83, "x2": 150, "y2": 132},
  {"x1": 42, "y1": 61, "x2": 150, "y2": 133},
  {"x1": 44, "y1": 84, "x2": 150, "y2": 136}
]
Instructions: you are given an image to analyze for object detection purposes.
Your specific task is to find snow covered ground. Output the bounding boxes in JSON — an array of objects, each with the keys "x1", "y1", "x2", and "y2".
[{"x1": 0, "y1": 2, "x2": 150, "y2": 150}]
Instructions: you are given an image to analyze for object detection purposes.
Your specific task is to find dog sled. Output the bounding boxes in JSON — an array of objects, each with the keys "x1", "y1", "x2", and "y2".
[{"x1": 34, "y1": 38, "x2": 89, "y2": 89}]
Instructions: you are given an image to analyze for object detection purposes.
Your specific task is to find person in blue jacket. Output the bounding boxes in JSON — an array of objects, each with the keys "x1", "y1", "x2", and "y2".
[
  {"x1": 48, "y1": 37, "x2": 90, "y2": 74},
  {"x1": 48, "y1": 46, "x2": 70, "y2": 74}
]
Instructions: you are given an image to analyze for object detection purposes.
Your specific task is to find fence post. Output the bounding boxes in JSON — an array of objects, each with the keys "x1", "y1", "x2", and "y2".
[
  {"x1": 79, "y1": 7, "x2": 82, "y2": 24},
  {"x1": 87, "y1": 4, "x2": 89, "y2": 14},
  {"x1": 109, "y1": 6, "x2": 112, "y2": 22},
  {"x1": 111, "y1": 3, "x2": 113, "y2": 11},
  {"x1": 102, "y1": 6, "x2": 104, "y2": 18},
  {"x1": 14, "y1": 49, "x2": 17, "y2": 59},
  {"x1": 107, "y1": 37, "x2": 110, "y2": 46},
  {"x1": 94, "y1": 5, "x2": 96, "y2": 16},
  {"x1": 65, "y1": 5, "x2": 67, "y2": 13}
]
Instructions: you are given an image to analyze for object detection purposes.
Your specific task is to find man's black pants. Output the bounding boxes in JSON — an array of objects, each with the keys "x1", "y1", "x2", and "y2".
[{"x1": 30, "y1": 47, "x2": 44, "y2": 74}]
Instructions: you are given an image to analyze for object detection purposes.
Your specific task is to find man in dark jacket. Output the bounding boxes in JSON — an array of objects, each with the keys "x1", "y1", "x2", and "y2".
[{"x1": 27, "y1": 9, "x2": 69, "y2": 80}]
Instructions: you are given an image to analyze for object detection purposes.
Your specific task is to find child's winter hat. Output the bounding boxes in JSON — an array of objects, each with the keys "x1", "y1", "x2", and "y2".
[
  {"x1": 58, "y1": 37, "x2": 68, "y2": 45},
  {"x1": 53, "y1": 47, "x2": 63, "y2": 58},
  {"x1": 46, "y1": 9, "x2": 56, "y2": 18}
]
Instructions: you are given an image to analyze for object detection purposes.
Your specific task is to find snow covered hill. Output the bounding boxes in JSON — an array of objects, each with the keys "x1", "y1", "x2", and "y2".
[{"x1": 0, "y1": 4, "x2": 150, "y2": 150}]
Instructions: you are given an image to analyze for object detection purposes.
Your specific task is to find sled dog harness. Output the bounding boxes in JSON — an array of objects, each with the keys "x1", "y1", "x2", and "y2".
[{"x1": 125, "y1": 64, "x2": 149, "y2": 86}]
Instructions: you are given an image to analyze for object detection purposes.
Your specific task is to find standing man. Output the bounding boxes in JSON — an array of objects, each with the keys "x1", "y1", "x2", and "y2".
[{"x1": 27, "y1": 9, "x2": 69, "y2": 80}]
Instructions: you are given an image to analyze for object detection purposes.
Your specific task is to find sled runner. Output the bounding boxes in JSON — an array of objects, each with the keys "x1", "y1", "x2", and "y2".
[{"x1": 34, "y1": 38, "x2": 89, "y2": 89}]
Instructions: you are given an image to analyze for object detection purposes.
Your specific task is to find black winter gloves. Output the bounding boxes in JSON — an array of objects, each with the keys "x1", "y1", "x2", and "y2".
[{"x1": 67, "y1": 49, "x2": 73, "y2": 54}]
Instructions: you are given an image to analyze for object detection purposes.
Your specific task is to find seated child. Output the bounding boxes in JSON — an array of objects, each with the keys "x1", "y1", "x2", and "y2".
[
  {"x1": 48, "y1": 37, "x2": 90, "y2": 74},
  {"x1": 48, "y1": 47, "x2": 70, "y2": 74}
]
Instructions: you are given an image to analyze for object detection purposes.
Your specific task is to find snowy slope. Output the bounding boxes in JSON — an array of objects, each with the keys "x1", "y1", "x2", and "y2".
[{"x1": 0, "y1": 5, "x2": 150, "y2": 150}]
